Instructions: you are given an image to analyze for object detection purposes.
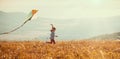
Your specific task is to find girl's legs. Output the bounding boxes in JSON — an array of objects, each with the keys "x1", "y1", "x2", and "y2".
[{"x1": 51, "y1": 39, "x2": 56, "y2": 44}]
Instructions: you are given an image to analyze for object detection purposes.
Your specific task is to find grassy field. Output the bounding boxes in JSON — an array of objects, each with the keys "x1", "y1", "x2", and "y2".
[{"x1": 0, "y1": 40, "x2": 120, "y2": 59}]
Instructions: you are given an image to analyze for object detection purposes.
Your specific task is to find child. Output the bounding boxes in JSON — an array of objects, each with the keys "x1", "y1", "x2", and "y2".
[{"x1": 46, "y1": 24, "x2": 57, "y2": 44}]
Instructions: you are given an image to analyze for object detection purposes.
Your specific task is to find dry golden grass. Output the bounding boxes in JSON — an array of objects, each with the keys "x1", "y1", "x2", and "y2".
[{"x1": 0, "y1": 40, "x2": 120, "y2": 59}]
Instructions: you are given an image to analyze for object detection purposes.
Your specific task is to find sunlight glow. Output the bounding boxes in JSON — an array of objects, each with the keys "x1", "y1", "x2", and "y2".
[{"x1": 91, "y1": 0, "x2": 104, "y2": 5}]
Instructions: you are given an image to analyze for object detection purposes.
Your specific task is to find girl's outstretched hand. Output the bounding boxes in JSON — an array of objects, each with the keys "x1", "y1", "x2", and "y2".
[{"x1": 50, "y1": 24, "x2": 53, "y2": 26}]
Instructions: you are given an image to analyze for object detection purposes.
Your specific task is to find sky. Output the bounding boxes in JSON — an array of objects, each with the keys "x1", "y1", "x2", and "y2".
[
  {"x1": 1, "y1": 0, "x2": 120, "y2": 18},
  {"x1": 0, "y1": 0, "x2": 120, "y2": 40}
]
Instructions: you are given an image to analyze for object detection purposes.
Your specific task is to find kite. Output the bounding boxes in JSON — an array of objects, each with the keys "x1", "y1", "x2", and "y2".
[{"x1": 0, "y1": 10, "x2": 38, "y2": 35}]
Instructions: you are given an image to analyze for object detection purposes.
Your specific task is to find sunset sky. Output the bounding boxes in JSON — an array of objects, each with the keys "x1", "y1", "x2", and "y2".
[{"x1": 0, "y1": 0, "x2": 120, "y2": 40}]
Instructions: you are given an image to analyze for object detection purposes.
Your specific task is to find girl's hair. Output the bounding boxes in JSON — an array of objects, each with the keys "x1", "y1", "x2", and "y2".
[{"x1": 53, "y1": 27, "x2": 56, "y2": 30}]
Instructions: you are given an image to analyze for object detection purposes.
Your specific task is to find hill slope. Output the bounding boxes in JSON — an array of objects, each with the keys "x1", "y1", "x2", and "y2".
[{"x1": 90, "y1": 32, "x2": 120, "y2": 40}]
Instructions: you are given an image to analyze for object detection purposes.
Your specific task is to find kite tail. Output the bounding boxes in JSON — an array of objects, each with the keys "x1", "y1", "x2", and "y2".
[
  {"x1": 0, "y1": 16, "x2": 32, "y2": 35},
  {"x1": 0, "y1": 21, "x2": 27, "y2": 35},
  {"x1": 0, "y1": 9, "x2": 38, "y2": 35}
]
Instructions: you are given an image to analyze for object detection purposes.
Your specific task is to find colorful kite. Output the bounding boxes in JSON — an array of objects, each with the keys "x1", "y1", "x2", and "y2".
[{"x1": 0, "y1": 10, "x2": 38, "y2": 35}]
